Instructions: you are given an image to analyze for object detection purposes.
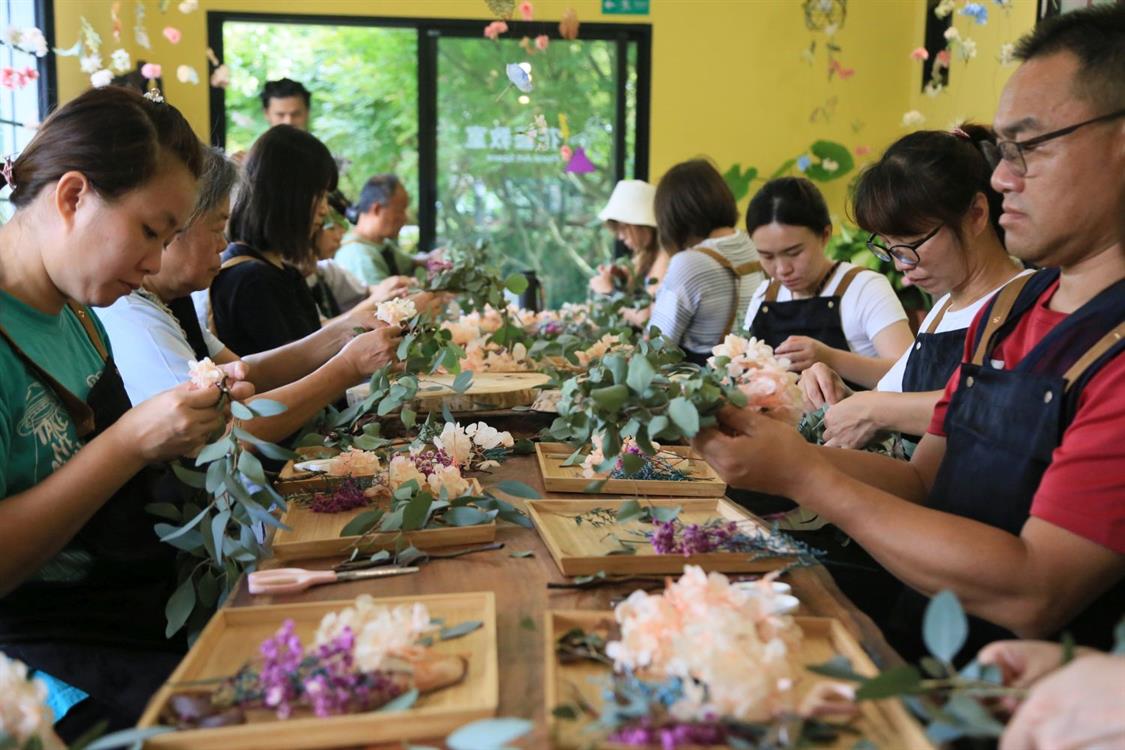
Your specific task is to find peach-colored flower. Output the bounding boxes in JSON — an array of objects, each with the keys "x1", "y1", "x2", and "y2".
[
  {"x1": 483, "y1": 20, "x2": 508, "y2": 40},
  {"x1": 327, "y1": 448, "x2": 381, "y2": 477},
  {"x1": 388, "y1": 455, "x2": 426, "y2": 490},
  {"x1": 534, "y1": 34, "x2": 549, "y2": 51},
  {"x1": 375, "y1": 297, "x2": 417, "y2": 327},
  {"x1": 518, "y1": 1, "x2": 534, "y2": 20},
  {"x1": 163, "y1": 26, "x2": 182, "y2": 44},
  {"x1": 187, "y1": 357, "x2": 225, "y2": 390},
  {"x1": 315, "y1": 596, "x2": 434, "y2": 672},
  {"x1": 427, "y1": 464, "x2": 480, "y2": 498},
  {"x1": 441, "y1": 318, "x2": 482, "y2": 346}
]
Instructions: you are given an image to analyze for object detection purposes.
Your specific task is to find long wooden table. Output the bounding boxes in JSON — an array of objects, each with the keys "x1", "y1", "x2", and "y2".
[{"x1": 230, "y1": 450, "x2": 903, "y2": 748}]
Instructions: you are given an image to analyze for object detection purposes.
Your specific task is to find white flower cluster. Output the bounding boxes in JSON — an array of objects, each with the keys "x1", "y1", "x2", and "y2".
[
  {"x1": 5, "y1": 26, "x2": 47, "y2": 56},
  {"x1": 431, "y1": 420, "x2": 515, "y2": 470},
  {"x1": 606, "y1": 566, "x2": 802, "y2": 723},
  {"x1": 315, "y1": 596, "x2": 434, "y2": 673},
  {"x1": 387, "y1": 455, "x2": 483, "y2": 499},
  {"x1": 375, "y1": 297, "x2": 418, "y2": 327},
  {"x1": 0, "y1": 653, "x2": 64, "y2": 750},
  {"x1": 706, "y1": 335, "x2": 803, "y2": 426}
]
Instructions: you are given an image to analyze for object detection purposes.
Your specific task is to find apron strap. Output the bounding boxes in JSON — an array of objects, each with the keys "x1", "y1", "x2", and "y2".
[
  {"x1": 764, "y1": 278, "x2": 783, "y2": 303},
  {"x1": 0, "y1": 305, "x2": 104, "y2": 438},
  {"x1": 830, "y1": 266, "x2": 866, "y2": 299},
  {"x1": 208, "y1": 254, "x2": 263, "y2": 335},
  {"x1": 970, "y1": 272, "x2": 1036, "y2": 367},
  {"x1": 65, "y1": 301, "x2": 109, "y2": 362},
  {"x1": 690, "y1": 245, "x2": 762, "y2": 337},
  {"x1": 925, "y1": 296, "x2": 956, "y2": 335},
  {"x1": 1063, "y1": 322, "x2": 1125, "y2": 390}
]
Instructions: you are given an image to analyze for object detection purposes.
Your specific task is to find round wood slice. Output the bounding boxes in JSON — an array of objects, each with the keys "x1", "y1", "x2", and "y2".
[{"x1": 347, "y1": 372, "x2": 550, "y2": 412}]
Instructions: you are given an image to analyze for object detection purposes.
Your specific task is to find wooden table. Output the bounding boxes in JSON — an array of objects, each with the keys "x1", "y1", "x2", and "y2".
[{"x1": 231, "y1": 449, "x2": 903, "y2": 748}]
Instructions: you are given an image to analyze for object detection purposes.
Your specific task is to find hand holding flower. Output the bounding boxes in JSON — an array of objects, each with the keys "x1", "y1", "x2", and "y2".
[
  {"x1": 822, "y1": 391, "x2": 883, "y2": 449},
  {"x1": 799, "y1": 363, "x2": 851, "y2": 410},
  {"x1": 693, "y1": 405, "x2": 817, "y2": 497},
  {"x1": 774, "y1": 335, "x2": 830, "y2": 372}
]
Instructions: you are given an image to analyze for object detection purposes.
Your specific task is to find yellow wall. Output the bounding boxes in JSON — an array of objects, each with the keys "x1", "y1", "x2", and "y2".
[{"x1": 52, "y1": 0, "x2": 1035, "y2": 218}]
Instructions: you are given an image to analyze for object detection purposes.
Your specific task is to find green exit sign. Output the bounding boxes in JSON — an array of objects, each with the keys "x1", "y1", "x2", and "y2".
[{"x1": 602, "y1": 0, "x2": 650, "y2": 14}]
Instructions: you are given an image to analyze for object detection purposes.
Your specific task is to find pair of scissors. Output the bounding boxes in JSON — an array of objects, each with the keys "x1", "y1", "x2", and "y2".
[{"x1": 248, "y1": 566, "x2": 419, "y2": 595}]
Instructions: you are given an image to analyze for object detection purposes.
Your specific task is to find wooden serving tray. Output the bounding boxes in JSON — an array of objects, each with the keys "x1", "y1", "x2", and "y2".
[
  {"x1": 271, "y1": 502, "x2": 496, "y2": 563},
  {"x1": 138, "y1": 591, "x2": 498, "y2": 750},
  {"x1": 545, "y1": 610, "x2": 934, "y2": 750},
  {"x1": 536, "y1": 442, "x2": 726, "y2": 497},
  {"x1": 275, "y1": 446, "x2": 345, "y2": 495},
  {"x1": 525, "y1": 497, "x2": 794, "y2": 576},
  {"x1": 347, "y1": 372, "x2": 551, "y2": 413}
]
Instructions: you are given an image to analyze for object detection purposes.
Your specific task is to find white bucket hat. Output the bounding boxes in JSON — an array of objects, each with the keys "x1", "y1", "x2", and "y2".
[{"x1": 598, "y1": 179, "x2": 657, "y2": 228}]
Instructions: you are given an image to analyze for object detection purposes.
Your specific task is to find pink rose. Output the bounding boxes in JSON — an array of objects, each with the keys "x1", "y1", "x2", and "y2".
[
  {"x1": 534, "y1": 34, "x2": 549, "y2": 51},
  {"x1": 141, "y1": 63, "x2": 162, "y2": 80},
  {"x1": 910, "y1": 47, "x2": 929, "y2": 61},
  {"x1": 935, "y1": 49, "x2": 952, "y2": 67},
  {"x1": 519, "y1": 1, "x2": 534, "y2": 20},
  {"x1": 22, "y1": 67, "x2": 37, "y2": 82},
  {"x1": 163, "y1": 26, "x2": 182, "y2": 44}
]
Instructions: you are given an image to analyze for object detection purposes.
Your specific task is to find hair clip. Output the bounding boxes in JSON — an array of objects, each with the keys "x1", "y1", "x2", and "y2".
[
  {"x1": 143, "y1": 88, "x2": 165, "y2": 103},
  {"x1": 2, "y1": 155, "x2": 16, "y2": 191},
  {"x1": 951, "y1": 126, "x2": 971, "y2": 140}
]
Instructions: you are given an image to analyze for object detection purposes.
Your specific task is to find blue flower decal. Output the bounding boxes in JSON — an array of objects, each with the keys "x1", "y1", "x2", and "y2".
[{"x1": 960, "y1": 3, "x2": 989, "y2": 24}]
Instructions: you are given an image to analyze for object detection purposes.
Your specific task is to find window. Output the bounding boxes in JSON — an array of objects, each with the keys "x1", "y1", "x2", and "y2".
[
  {"x1": 0, "y1": 0, "x2": 54, "y2": 220},
  {"x1": 209, "y1": 12, "x2": 650, "y2": 306}
]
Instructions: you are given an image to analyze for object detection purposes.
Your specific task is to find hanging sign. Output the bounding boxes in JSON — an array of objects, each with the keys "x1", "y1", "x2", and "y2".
[{"x1": 602, "y1": 0, "x2": 649, "y2": 15}]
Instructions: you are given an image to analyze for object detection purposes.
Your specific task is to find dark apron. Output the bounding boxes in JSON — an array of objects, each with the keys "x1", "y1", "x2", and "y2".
[
  {"x1": 310, "y1": 274, "x2": 343, "y2": 320},
  {"x1": 0, "y1": 303, "x2": 186, "y2": 731},
  {"x1": 899, "y1": 296, "x2": 967, "y2": 444},
  {"x1": 168, "y1": 295, "x2": 210, "y2": 361},
  {"x1": 681, "y1": 245, "x2": 761, "y2": 366},
  {"x1": 888, "y1": 269, "x2": 1125, "y2": 662}
]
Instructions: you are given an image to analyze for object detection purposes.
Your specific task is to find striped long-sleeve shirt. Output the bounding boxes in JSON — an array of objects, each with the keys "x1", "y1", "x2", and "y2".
[{"x1": 648, "y1": 230, "x2": 764, "y2": 356}]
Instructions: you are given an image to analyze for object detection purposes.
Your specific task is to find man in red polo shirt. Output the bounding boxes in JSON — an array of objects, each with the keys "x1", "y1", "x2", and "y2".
[{"x1": 695, "y1": 5, "x2": 1125, "y2": 659}]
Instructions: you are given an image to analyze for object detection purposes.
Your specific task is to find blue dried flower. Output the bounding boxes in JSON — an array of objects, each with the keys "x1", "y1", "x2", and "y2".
[{"x1": 960, "y1": 3, "x2": 989, "y2": 24}]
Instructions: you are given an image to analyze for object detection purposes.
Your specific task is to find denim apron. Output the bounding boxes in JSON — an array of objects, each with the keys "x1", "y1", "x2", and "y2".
[
  {"x1": 888, "y1": 269, "x2": 1125, "y2": 661},
  {"x1": 0, "y1": 302, "x2": 186, "y2": 730},
  {"x1": 899, "y1": 296, "x2": 967, "y2": 446}
]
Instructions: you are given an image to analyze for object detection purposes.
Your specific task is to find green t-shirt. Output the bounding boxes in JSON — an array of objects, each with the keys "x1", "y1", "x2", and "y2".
[
  {"x1": 334, "y1": 234, "x2": 415, "y2": 286},
  {"x1": 0, "y1": 290, "x2": 109, "y2": 500}
]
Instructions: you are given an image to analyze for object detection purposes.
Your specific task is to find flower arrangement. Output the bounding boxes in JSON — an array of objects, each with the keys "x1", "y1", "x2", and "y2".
[
  {"x1": 374, "y1": 297, "x2": 418, "y2": 327},
  {"x1": 163, "y1": 597, "x2": 476, "y2": 728},
  {"x1": 581, "y1": 435, "x2": 688, "y2": 482},
  {"x1": 550, "y1": 334, "x2": 802, "y2": 470},
  {"x1": 554, "y1": 567, "x2": 816, "y2": 747}
]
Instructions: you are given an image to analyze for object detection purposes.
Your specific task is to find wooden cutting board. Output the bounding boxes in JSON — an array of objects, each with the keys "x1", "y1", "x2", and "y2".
[{"x1": 347, "y1": 372, "x2": 551, "y2": 413}]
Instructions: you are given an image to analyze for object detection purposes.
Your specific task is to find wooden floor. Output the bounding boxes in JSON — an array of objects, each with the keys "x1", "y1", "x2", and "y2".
[{"x1": 231, "y1": 440, "x2": 902, "y2": 748}]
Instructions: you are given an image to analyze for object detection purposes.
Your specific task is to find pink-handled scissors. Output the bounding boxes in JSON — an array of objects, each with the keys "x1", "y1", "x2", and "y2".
[{"x1": 248, "y1": 566, "x2": 420, "y2": 595}]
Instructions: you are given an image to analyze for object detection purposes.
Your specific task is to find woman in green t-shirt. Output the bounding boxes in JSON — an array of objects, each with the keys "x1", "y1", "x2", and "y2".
[{"x1": 0, "y1": 87, "x2": 249, "y2": 738}]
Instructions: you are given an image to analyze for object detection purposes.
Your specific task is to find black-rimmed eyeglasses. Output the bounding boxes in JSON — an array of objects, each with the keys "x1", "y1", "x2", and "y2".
[
  {"x1": 980, "y1": 109, "x2": 1125, "y2": 177},
  {"x1": 866, "y1": 224, "x2": 941, "y2": 268}
]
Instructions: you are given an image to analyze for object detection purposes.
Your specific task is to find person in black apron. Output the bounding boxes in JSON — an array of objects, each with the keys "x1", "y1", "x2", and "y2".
[
  {"x1": 802, "y1": 124, "x2": 1026, "y2": 451},
  {"x1": 744, "y1": 177, "x2": 914, "y2": 393},
  {"x1": 693, "y1": 8, "x2": 1125, "y2": 668},
  {"x1": 0, "y1": 87, "x2": 245, "y2": 739}
]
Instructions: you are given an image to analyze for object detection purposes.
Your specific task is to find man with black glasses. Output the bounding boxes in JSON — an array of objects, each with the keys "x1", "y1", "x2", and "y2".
[{"x1": 694, "y1": 4, "x2": 1125, "y2": 662}]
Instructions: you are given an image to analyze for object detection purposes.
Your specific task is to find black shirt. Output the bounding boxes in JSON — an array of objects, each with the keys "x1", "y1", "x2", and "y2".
[{"x1": 209, "y1": 243, "x2": 322, "y2": 356}]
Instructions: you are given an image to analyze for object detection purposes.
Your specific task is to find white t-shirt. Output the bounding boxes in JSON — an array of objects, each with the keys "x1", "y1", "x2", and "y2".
[
  {"x1": 743, "y1": 262, "x2": 906, "y2": 358},
  {"x1": 876, "y1": 268, "x2": 1034, "y2": 393},
  {"x1": 95, "y1": 290, "x2": 226, "y2": 406}
]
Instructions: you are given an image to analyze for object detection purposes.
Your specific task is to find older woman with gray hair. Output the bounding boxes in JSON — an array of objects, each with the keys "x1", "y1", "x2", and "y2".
[{"x1": 96, "y1": 147, "x2": 401, "y2": 443}]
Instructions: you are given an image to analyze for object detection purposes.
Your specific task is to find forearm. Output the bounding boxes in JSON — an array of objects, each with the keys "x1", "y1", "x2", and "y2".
[
  {"x1": 813, "y1": 444, "x2": 931, "y2": 502},
  {"x1": 822, "y1": 348, "x2": 897, "y2": 389},
  {"x1": 240, "y1": 356, "x2": 358, "y2": 443},
  {"x1": 0, "y1": 424, "x2": 146, "y2": 595},
  {"x1": 868, "y1": 390, "x2": 942, "y2": 436},
  {"x1": 790, "y1": 464, "x2": 1063, "y2": 636},
  {"x1": 243, "y1": 323, "x2": 348, "y2": 391}
]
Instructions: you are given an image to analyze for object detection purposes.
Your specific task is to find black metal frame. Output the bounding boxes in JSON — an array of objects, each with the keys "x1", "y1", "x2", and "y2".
[{"x1": 206, "y1": 11, "x2": 651, "y2": 251}]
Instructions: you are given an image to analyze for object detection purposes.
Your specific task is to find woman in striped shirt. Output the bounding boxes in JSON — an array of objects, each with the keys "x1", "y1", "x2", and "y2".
[{"x1": 647, "y1": 159, "x2": 765, "y2": 364}]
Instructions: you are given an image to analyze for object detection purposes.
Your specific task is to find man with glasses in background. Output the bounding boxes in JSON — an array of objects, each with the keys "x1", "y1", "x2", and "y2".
[{"x1": 694, "y1": 4, "x2": 1125, "y2": 661}]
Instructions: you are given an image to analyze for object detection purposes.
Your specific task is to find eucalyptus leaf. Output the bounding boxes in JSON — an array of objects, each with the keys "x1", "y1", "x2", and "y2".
[
  {"x1": 164, "y1": 575, "x2": 196, "y2": 637},
  {"x1": 648, "y1": 505, "x2": 682, "y2": 523},
  {"x1": 668, "y1": 397, "x2": 700, "y2": 436},
  {"x1": 440, "y1": 619, "x2": 484, "y2": 641},
  {"x1": 504, "y1": 272, "x2": 529, "y2": 294},
  {"x1": 444, "y1": 506, "x2": 491, "y2": 527},
  {"x1": 615, "y1": 499, "x2": 643, "y2": 524},
  {"x1": 625, "y1": 355, "x2": 656, "y2": 395},
  {"x1": 452, "y1": 370, "x2": 474, "y2": 394},
  {"x1": 854, "y1": 665, "x2": 921, "y2": 701},
  {"x1": 80, "y1": 727, "x2": 176, "y2": 750},
  {"x1": 923, "y1": 589, "x2": 968, "y2": 663},
  {"x1": 230, "y1": 401, "x2": 254, "y2": 420},
  {"x1": 492, "y1": 480, "x2": 540, "y2": 499},
  {"x1": 806, "y1": 655, "x2": 865, "y2": 682},
  {"x1": 446, "y1": 717, "x2": 533, "y2": 750},
  {"x1": 402, "y1": 492, "x2": 434, "y2": 531},
  {"x1": 194, "y1": 436, "x2": 231, "y2": 466},
  {"x1": 158, "y1": 505, "x2": 210, "y2": 542},
  {"x1": 396, "y1": 545, "x2": 427, "y2": 567},
  {"x1": 171, "y1": 461, "x2": 207, "y2": 489},
  {"x1": 145, "y1": 502, "x2": 182, "y2": 522},
  {"x1": 509, "y1": 550, "x2": 534, "y2": 558},
  {"x1": 340, "y1": 509, "x2": 383, "y2": 537},
  {"x1": 378, "y1": 687, "x2": 419, "y2": 713}
]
